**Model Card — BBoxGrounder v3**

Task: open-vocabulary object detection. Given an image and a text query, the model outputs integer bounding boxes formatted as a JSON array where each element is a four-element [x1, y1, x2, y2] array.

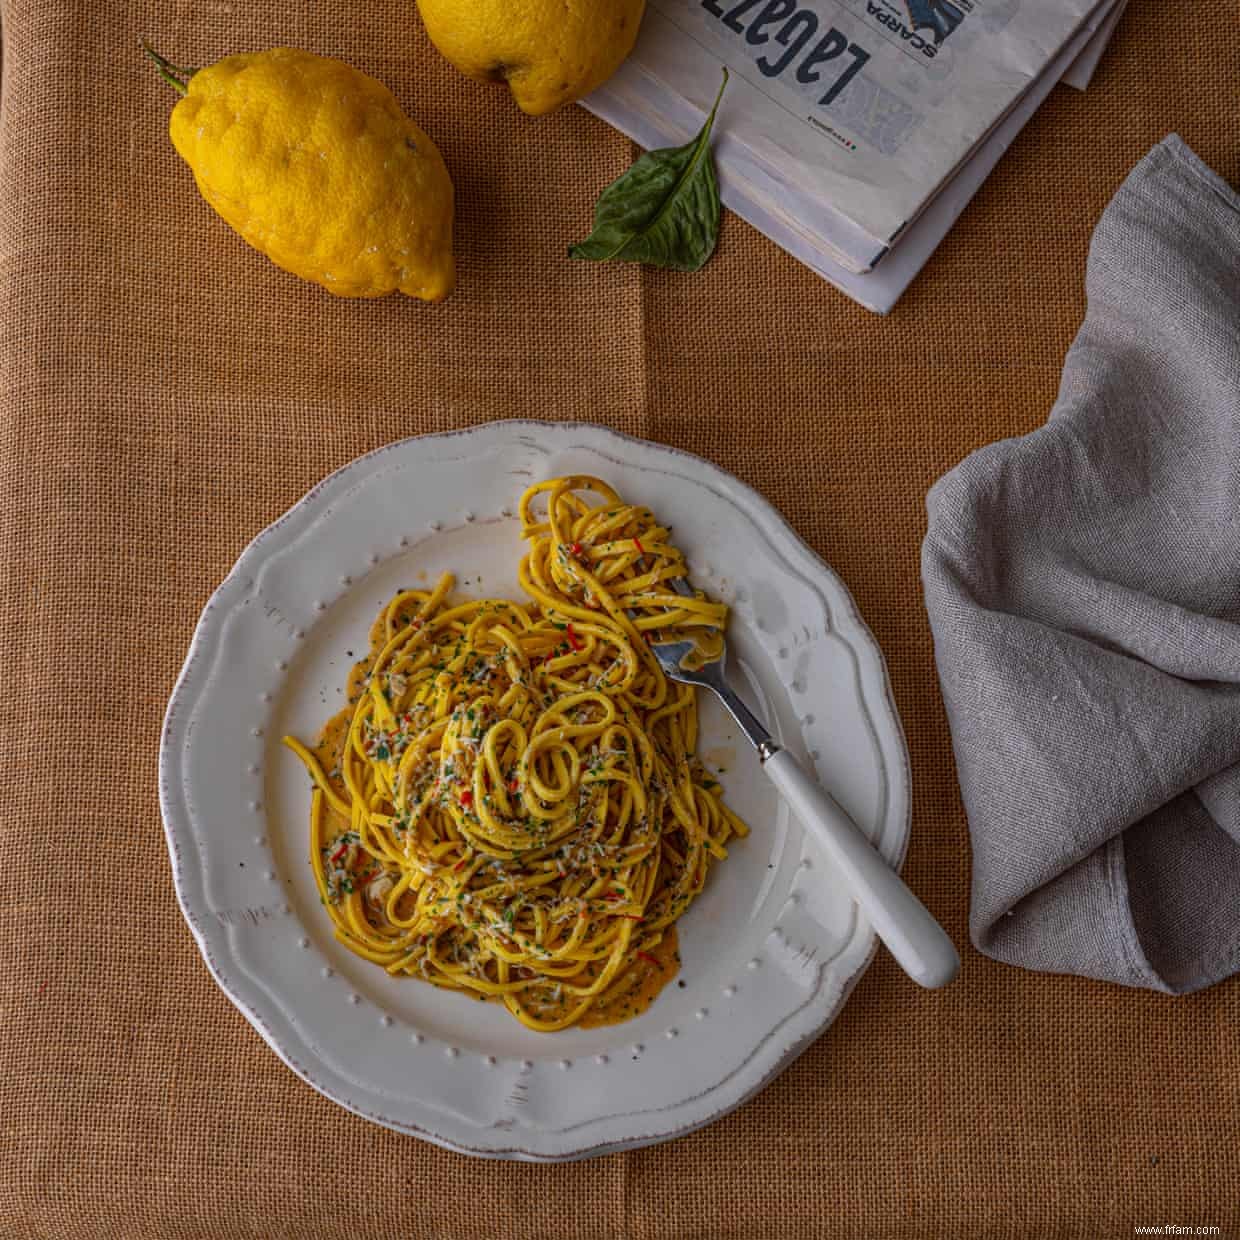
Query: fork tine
[[646, 638, 709, 686], [630, 572, 726, 685], [649, 576, 727, 675]]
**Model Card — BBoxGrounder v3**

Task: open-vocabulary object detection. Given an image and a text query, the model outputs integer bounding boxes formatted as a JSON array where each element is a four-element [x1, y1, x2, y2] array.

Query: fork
[[647, 577, 960, 989]]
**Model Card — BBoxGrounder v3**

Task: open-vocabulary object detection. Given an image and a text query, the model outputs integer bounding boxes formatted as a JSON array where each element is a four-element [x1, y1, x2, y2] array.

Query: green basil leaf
[[569, 70, 728, 273]]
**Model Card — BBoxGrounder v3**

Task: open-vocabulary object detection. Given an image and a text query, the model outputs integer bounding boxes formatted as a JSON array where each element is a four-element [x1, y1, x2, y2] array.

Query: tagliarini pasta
[[283, 475, 748, 1031]]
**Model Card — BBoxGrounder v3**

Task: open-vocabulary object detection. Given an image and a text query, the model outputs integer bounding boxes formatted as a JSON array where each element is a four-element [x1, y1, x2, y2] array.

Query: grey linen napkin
[[922, 136, 1240, 994]]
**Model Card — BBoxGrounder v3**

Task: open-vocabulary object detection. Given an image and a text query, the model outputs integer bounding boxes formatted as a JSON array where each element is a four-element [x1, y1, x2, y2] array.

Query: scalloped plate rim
[[158, 419, 911, 1160]]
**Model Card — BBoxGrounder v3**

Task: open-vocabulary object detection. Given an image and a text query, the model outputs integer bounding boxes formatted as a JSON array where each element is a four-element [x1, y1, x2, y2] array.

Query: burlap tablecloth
[[4, 2, 1237, 1237]]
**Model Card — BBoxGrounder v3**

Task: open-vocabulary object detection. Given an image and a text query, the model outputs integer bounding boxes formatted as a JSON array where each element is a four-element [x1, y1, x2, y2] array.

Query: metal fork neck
[[711, 678, 779, 763], [648, 579, 781, 763]]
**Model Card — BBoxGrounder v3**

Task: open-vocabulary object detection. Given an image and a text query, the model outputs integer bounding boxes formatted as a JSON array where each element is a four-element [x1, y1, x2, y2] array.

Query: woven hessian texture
[[2, 2, 1237, 1237]]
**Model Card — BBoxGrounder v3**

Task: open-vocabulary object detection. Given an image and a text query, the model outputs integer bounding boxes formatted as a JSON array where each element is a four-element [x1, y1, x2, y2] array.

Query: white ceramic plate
[[159, 421, 910, 1161]]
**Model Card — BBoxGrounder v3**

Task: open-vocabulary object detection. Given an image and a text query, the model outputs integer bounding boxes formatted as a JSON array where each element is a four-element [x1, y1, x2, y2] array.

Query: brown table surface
[[4, 1, 1238, 1237]]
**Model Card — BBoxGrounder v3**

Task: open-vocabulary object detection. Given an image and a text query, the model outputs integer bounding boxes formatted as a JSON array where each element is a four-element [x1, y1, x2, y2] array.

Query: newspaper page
[[583, 0, 1123, 311], [605, 0, 1111, 273], [1061, 0, 1126, 89]]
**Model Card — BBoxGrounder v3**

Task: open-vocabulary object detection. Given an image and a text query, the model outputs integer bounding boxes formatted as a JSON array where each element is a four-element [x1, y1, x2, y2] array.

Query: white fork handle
[[762, 748, 959, 989]]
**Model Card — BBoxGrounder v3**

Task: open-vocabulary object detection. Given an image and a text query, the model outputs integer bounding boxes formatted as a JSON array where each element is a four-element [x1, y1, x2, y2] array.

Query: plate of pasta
[[160, 421, 911, 1160]]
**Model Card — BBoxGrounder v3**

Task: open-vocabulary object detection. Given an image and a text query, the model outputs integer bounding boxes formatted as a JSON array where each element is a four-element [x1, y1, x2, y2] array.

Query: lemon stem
[[142, 41, 198, 96]]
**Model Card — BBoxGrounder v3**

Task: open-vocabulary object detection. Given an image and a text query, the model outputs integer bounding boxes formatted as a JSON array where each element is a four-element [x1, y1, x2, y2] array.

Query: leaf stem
[[704, 67, 729, 134], [142, 41, 199, 96]]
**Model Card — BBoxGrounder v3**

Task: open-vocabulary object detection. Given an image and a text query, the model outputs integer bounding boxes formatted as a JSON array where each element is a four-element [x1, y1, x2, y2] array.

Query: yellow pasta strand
[[282, 477, 747, 1032]]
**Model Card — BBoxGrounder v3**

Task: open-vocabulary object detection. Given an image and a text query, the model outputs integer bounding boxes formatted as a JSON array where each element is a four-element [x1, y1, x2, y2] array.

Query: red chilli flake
[[570, 541, 584, 558], [566, 623, 582, 652], [636, 950, 660, 968], [453, 857, 469, 872], [634, 537, 645, 555], [460, 790, 473, 808], [329, 843, 348, 864]]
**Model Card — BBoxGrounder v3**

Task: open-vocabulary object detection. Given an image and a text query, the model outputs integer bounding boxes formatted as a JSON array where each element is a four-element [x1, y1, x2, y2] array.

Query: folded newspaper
[[584, 0, 1126, 312]]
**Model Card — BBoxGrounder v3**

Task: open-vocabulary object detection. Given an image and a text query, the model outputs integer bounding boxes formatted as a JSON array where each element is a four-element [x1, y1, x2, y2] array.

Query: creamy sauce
[[700, 744, 737, 772], [578, 926, 680, 1028]]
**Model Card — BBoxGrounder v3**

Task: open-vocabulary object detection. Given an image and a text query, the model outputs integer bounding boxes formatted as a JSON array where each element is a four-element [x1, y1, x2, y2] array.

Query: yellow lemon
[[415, 0, 646, 116], [149, 46, 455, 301]]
